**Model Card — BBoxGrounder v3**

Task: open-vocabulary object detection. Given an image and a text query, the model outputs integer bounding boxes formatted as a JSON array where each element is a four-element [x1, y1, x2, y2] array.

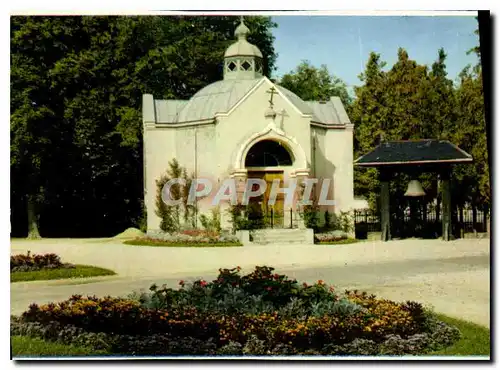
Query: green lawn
[[123, 239, 242, 247], [428, 314, 490, 356], [11, 265, 116, 283], [11, 336, 106, 357], [315, 238, 358, 245]]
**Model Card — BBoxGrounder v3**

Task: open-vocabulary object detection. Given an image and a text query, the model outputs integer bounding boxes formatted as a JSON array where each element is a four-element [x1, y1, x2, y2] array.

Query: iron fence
[[244, 207, 299, 230], [354, 205, 488, 239]]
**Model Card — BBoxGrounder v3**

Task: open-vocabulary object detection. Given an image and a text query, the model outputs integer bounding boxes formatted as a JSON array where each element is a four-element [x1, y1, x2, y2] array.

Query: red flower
[[179, 280, 185, 286], [329, 286, 335, 292], [303, 282, 308, 288], [199, 280, 208, 287], [317, 280, 324, 285], [266, 287, 272, 291], [236, 266, 241, 271], [273, 274, 280, 279]]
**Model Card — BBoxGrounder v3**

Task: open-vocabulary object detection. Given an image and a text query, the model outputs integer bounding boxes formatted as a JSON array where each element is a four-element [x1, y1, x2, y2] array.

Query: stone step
[[252, 240, 309, 245], [252, 233, 306, 239], [251, 233, 308, 239], [250, 228, 314, 245], [252, 229, 307, 235]]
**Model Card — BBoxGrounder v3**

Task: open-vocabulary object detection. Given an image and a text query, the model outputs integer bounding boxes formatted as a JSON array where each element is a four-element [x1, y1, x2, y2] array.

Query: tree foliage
[[10, 16, 277, 237], [352, 26, 488, 211], [155, 159, 197, 233], [278, 61, 352, 108], [10, 15, 488, 238]]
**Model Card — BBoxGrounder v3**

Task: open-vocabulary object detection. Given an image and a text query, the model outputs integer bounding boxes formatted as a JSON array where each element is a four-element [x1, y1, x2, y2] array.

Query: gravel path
[[10, 237, 489, 277], [10, 238, 490, 327]]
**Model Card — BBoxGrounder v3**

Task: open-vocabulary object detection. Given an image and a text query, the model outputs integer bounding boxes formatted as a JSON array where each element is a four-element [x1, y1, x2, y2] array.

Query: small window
[[241, 60, 252, 71], [255, 59, 263, 73], [228, 61, 237, 71]]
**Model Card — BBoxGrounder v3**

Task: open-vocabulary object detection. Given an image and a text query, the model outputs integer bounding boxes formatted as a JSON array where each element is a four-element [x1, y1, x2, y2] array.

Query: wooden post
[[409, 199, 418, 237], [459, 205, 464, 238], [436, 178, 441, 224], [380, 170, 391, 241], [441, 169, 451, 241], [422, 199, 427, 224]]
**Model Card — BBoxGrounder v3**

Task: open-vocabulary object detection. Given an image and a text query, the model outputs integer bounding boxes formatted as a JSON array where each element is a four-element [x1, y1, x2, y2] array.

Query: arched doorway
[[245, 140, 293, 228], [245, 140, 293, 167]]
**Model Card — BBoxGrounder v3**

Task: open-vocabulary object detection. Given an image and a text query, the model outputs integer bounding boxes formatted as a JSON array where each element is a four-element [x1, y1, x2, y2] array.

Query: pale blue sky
[[271, 16, 480, 91]]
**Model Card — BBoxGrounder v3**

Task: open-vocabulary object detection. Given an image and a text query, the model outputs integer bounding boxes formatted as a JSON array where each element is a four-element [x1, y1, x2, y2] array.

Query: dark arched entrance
[[244, 140, 293, 228], [245, 140, 293, 167]]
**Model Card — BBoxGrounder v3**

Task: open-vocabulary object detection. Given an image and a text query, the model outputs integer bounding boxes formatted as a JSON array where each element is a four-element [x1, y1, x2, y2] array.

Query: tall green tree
[[278, 61, 352, 108], [351, 48, 456, 209], [383, 48, 430, 140], [351, 52, 388, 157], [11, 17, 81, 238], [10, 16, 277, 237], [350, 52, 389, 207], [447, 18, 489, 208], [452, 64, 488, 206]]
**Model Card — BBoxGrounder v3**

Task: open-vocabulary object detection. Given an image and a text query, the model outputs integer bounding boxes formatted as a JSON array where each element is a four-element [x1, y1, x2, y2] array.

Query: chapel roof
[[305, 99, 350, 125], [153, 78, 350, 125], [354, 140, 473, 167], [151, 19, 350, 126], [155, 79, 261, 123]]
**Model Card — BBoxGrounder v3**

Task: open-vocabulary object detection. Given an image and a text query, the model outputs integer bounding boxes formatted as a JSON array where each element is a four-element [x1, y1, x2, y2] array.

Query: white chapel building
[[142, 19, 354, 232]]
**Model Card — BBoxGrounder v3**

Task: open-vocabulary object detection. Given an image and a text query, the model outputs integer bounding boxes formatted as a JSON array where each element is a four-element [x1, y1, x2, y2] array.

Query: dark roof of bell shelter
[[354, 139, 473, 167]]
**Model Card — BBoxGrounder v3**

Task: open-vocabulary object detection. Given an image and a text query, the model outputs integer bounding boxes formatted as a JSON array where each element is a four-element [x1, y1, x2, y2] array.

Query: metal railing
[[354, 205, 488, 239], [244, 207, 299, 229]]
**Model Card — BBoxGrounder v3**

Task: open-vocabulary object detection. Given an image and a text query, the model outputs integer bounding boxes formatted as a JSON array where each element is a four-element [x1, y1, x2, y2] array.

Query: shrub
[[242, 335, 268, 355], [142, 266, 338, 313], [314, 231, 349, 243], [10, 252, 73, 273], [199, 208, 222, 233], [138, 230, 240, 245], [228, 203, 270, 231], [324, 211, 332, 230], [155, 159, 197, 233], [216, 341, 243, 355], [10, 317, 113, 351], [332, 210, 354, 234], [302, 205, 320, 231]]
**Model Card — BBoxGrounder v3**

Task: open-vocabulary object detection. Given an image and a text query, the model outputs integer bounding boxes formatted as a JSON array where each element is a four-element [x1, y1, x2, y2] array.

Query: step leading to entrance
[[250, 228, 314, 245]]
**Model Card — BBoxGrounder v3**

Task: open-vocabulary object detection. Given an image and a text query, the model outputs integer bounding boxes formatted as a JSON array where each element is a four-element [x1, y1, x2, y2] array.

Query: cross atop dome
[[235, 16, 250, 40]]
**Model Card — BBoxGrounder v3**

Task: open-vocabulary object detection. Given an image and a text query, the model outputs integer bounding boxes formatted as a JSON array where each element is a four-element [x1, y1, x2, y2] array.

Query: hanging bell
[[404, 180, 426, 197]]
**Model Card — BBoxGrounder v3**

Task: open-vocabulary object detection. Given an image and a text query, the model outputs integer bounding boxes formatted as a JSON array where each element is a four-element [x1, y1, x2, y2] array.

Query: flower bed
[[11, 251, 75, 273], [125, 230, 242, 247], [10, 252, 116, 282], [314, 231, 352, 244], [11, 266, 461, 356]]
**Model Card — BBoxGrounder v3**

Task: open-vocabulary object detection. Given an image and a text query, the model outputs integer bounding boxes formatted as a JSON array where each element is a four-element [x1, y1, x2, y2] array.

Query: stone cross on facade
[[266, 86, 278, 109], [276, 108, 288, 131]]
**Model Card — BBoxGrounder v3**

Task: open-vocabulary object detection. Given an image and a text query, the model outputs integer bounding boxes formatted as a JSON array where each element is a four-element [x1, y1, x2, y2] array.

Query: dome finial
[[235, 16, 250, 40]]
